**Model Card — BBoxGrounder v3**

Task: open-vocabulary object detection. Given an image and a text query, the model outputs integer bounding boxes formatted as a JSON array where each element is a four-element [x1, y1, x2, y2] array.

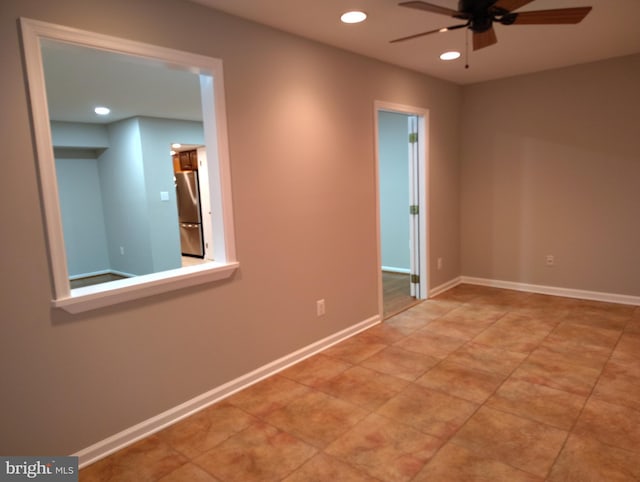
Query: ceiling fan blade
[[494, 0, 536, 12], [390, 23, 467, 43], [512, 7, 592, 25], [398, 1, 459, 17], [473, 27, 497, 50]]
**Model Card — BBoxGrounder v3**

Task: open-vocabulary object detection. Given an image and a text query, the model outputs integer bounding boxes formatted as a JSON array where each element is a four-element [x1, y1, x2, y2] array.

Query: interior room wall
[[0, 0, 461, 456], [100, 117, 154, 276], [51, 121, 110, 149], [460, 53, 640, 296], [137, 116, 204, 273], [378, 111, 410, 272], [55, 155, 111, 277], [51, 121, 112, 277]]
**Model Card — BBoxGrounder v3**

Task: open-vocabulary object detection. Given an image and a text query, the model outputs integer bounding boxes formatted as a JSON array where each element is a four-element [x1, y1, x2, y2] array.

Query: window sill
[[53, 261, 239, 314]]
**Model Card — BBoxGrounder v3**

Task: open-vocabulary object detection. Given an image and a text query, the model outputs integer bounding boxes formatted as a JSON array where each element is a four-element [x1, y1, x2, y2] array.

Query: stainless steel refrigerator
[[175, 171, 204, 257]]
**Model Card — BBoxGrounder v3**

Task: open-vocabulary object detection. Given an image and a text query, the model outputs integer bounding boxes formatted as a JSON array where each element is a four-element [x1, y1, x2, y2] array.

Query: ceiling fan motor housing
[[456, 0, 515, 32]]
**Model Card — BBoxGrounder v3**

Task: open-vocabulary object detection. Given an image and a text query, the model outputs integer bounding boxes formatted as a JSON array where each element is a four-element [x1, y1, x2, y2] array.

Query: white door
[[197, 147, 214, 261], [407, 115, 421, 298]]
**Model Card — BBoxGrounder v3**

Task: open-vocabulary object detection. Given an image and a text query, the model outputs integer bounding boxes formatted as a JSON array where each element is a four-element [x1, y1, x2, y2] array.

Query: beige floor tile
[[437, 304, 506, 325], [625, 318, 640, 334], [226, 375, 310, 417], [529, 343, 609, 371], [550, 321, 622, 350], [193, 421, 316, 481], [548, 434, 640, 482], [512, 293, 578, 313], [510, 354, 601, 396], [283, 453, 378, 482], [264, 390, 368, 448], [569, 300, 635, 329], [322, 334, 387, 364], [384, 310, 433, 335], [193, 422, 317, 482], [316, 365, 408, 411], [79, 435, 188, 482], [325, 413, 443, 481], [408, 298, 462, 318], [592, 359, 640, 412], [156, 402, 255, 458], [430, 283, 489, 303], [446, 342, 527, 376], [394, 329, 466, 359], [280, 353, 352, 387], [376, 384, 478, 439], [486, 379, 586, 430], [359, 345, 439, 381], [471, 313, 557, 353], [612, 333, 640, 363], [574, 398, 640, 453], [158, 462, 220, 481], [413, 442, 543, 482], [422, 317, 491, 340], [415, 360, 505, 404], [363, 322, 408, 344], [471, 289, 533, 310], [452, 406, 568, 478]]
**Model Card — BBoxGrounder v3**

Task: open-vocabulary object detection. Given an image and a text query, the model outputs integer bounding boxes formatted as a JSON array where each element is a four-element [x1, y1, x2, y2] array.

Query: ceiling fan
[[390, 0, 592, 50]]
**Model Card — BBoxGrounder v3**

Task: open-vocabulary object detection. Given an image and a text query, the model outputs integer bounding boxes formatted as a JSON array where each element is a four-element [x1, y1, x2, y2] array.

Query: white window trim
[[20, 18, 238, 314]]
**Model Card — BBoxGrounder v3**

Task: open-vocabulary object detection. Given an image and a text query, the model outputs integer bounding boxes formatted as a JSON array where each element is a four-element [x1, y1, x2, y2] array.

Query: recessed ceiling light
[[341, 11, 367, 24], [440, 51, 461, 61], [171, 143, 182, 148], [94, 106, 110, 115]]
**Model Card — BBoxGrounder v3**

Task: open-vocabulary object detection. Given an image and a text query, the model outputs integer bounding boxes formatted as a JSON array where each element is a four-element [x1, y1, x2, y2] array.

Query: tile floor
[[80, 284, 640, 481]]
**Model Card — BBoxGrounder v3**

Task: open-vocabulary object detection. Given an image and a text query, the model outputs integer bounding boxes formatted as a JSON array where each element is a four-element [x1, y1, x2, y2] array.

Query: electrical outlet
[[437, 257, 443, 270], [546, 255, 554, 266], [316, 299, 326, 317], [120, 246, 125, 255]]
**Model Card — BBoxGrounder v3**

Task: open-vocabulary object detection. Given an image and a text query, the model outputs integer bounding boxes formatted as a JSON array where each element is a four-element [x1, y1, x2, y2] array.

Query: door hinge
[[409, 132, 418, 144], [411, 274, 420, 284], [409, 205, 419, 215]]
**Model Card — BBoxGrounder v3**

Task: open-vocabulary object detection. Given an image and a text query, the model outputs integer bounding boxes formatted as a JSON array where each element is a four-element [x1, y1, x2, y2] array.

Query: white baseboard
[[429, 276, 462, 298], [461, 276, 640, 306], [381, 266, 411, 274], [74, 314, 381, 468], [69, 269, 135, 281], [110, 269, 136, 278]]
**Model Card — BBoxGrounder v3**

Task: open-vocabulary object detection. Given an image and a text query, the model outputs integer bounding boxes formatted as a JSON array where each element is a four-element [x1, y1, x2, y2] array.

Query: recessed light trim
[[440, 51, 461, 61], [341, 11, 367, 24], [94, 106, 110, 115]]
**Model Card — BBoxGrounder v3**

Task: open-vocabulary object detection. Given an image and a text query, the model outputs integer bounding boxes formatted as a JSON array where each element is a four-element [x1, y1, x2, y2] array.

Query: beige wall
[[460, 54, 640, 296], [0, 0, 461, 454]]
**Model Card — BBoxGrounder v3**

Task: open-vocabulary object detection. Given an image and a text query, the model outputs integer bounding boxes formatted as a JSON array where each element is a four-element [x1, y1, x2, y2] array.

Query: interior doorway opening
[[375, 102, 428, 319]]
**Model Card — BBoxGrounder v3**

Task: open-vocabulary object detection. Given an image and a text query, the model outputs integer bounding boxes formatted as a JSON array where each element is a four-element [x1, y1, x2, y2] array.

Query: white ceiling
[[42, 39, 203, 124], [189, 0, 640, 84], [40, 0, 640, 125]]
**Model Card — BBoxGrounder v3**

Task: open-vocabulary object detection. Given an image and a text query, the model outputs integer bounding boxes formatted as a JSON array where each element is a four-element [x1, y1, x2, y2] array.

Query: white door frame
[[374, 101, 429, 317]]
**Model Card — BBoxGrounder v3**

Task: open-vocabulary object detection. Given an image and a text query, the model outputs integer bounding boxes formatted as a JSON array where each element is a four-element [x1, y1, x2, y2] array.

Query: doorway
[[375, 102, 428, 319]]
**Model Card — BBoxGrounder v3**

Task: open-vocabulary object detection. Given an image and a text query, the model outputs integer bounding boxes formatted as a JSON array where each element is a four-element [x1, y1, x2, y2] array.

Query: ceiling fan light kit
[[391, 0, 592, 51], [440, 50, 461, 60], [340, 10, 367, 24]]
